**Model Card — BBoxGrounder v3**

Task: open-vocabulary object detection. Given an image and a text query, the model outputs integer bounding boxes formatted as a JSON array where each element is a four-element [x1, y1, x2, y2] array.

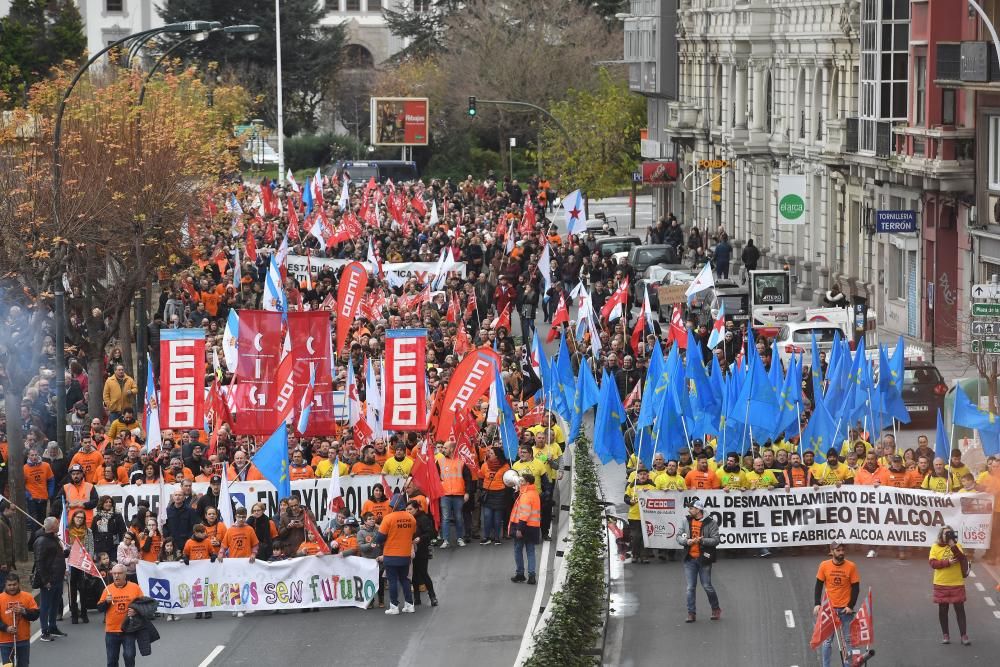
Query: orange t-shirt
[[183, 537, 214, 561], [220, 524, 259, 558], [200, 291, 222, 317], [689, 519, 702, 559], [362, 499, 391, 523], [854, 467, 888, 486], [23, 462, 54, 500], [299, 541, 321, 556], [138, 530, 163, 563], [334, 534, 358, 554], [904, 470, 928, 489], [71, 450, 105, 484], [885, 469, 908, 488], [99, 581, 143, 633], [351, 462, 382, 476], [685, 469, 721, 490], [203, 522, 227, 550], [816, 558, 860, 608], [374, 450, 390, 466], [0, 591, 38, 642], [289, 464, 315, 481], [378, 510, 416, 557], [116, 464, 133, 485], [409, 494, 429, 514], [163, 467, 195, 483]]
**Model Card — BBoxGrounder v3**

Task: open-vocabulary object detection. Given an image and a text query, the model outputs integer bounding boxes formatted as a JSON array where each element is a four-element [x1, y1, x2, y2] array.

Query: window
[[346, 0, 360, 10], [914, 56, 926, 126], [106, 0, 124, 11], [990, 116, 1000, 190], [860, 0, 909, 152], [369, 0, 382, 8], [981, 259, 1000, 283], [942, 89, 956, 125]]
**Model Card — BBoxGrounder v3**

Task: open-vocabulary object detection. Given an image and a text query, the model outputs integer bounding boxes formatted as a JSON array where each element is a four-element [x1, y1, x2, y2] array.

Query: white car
[[243, 141, 280, 166], [773, 322, 846, 366]]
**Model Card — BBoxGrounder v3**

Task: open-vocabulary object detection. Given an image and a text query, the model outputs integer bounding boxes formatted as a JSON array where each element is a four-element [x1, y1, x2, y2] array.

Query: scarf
[[486, 457, 504, 473], [69, 524, 87, 545], [248, 515, 272, 545]]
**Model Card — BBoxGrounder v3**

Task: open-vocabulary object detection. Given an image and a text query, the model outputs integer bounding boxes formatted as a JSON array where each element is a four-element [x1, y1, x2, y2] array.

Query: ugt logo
[[149, 578, 170, 601]]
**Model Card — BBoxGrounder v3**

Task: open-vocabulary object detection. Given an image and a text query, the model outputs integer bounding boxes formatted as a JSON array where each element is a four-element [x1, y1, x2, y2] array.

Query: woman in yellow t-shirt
[[928, 525, 970, 645]]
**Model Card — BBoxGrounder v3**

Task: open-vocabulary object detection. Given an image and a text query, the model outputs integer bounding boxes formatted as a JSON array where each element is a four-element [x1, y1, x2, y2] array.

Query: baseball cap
[[69, 464, 84, 473], [210, 475, 222, 484], [689, 499, 706, 512], [829, 541, 844, 552]]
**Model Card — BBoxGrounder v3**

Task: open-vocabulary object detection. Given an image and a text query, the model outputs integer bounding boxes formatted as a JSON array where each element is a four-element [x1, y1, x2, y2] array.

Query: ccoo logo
[[149, 578, 171, 600]]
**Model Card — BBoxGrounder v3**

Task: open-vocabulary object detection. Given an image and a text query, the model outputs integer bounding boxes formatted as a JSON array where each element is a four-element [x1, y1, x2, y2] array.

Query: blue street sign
[[632, 171, 643, 183], [875, 210, 916, 233]]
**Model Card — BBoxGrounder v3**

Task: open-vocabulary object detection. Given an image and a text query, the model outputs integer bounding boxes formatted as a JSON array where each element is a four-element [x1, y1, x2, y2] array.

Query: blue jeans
[[38, 579, 62, 633], [105, 632, 137, 667], [683, 558, 719, 615], [384, 561, 413, 607], [514, 538, 536, 576], [482, 506, 504, 542], [440, 495, 465, 544], [821, 609, 854, 667], [0, 641, 29, 667]]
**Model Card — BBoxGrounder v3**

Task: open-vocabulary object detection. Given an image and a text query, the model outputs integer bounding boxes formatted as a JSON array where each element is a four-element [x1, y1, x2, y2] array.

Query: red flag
[[519, 199, 537, 235], [850, 588, 874, 647], [623, 380, 642, 410], [68, 539, 102, 578], [516, 405, 548, 429], [245, 227, 258, 262], [434, 347, 500, 442], [287, 198, 300, 241], [454, 320, 471, 358], [601, 278, 630, 321], [335, 262, 369, 353], [446, 294, 460, 323], [493, 302, 512, 332], [410, 196, 427, 217], [630, 311, 647, 355], [302, 511, 332, 555], [272, 352, 297, 425], [546, 293, 569, 343], [666, 304, 687, 350], [327, 457, 346, 514], [383, 329, 428, 431], [453, 412, 479, 470], [379, 474, 393, 500], [232, 311, 284, 435], [809, 591, 841, 650], [411, 441, 445, 528], [354, 415, 374, 447]]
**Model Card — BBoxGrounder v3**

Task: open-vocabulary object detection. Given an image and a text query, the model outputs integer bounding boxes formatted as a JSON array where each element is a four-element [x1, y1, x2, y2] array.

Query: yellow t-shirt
[[382, 456, 414, 477], [840, 439, 873, 458], [718, 470, 747, 490], [532, 442, 564, 482], [814, 463, 852, 486], [528, 423, 566, 445], [626, 482, 657, 520], [513, 459, 548, 493], [922, 475, 955, 494], [745, 470, 779, 489], [948, 464, 971, 489], [654, 473, 686, 491], [929, 542, 966, 587], [315, 459, 349, 478]]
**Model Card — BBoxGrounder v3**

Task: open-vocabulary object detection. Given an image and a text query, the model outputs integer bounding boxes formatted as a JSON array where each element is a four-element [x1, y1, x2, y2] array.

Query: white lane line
[[773, 563, 783, 578], [993, 611, 1000, 620], [969, 569, 977, 578], [975, 582, 986, 592], [29, 604, 70, 644], [784, 610, 795, 628], [198, 645, 226, 667], [986, 596, 996, 607]]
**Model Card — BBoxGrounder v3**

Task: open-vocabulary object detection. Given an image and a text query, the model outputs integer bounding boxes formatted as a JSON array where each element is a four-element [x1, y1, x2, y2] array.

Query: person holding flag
[[0, 572, 40, 666], [813, 541, 860, 667]]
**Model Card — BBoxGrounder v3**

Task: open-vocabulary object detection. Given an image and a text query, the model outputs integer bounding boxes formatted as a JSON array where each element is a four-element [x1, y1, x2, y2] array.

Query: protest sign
[[96, 475, 404, 526], [286, 255, 466, 287], [638, 487, 994, 549], [138, 556, 378, 613]]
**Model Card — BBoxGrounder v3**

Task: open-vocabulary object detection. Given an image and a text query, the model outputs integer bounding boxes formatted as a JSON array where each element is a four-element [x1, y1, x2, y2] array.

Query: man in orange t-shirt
[[23, 449, 54, 526], [813, 542, 860, 666], [0, 572, 40, 663], [98, 565, 143, 666], [70, 437, 105, 484], [376, 495, 417, 614], [684, 455, 721, 490]]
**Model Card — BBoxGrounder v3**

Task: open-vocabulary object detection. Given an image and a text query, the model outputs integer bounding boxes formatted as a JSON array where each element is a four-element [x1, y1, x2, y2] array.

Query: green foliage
[[0, 0, 85, 108], [541, 68, 645, 199], [158, 0, 345, 133], [383, 0, 462, 60], [524, 435, 606, 667], [281, 133, 366, 172]]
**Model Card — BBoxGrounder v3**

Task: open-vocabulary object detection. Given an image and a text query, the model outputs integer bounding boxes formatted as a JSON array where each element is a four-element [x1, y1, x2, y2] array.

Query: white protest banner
[[286, 255, 466, 287], [638, 487, 995, 550], [138, 555, 378, 613], [97, 475, 404, 526]]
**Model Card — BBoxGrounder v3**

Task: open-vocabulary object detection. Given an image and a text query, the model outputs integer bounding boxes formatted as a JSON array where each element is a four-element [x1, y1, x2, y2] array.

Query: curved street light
[[50, 19, 219, 447]]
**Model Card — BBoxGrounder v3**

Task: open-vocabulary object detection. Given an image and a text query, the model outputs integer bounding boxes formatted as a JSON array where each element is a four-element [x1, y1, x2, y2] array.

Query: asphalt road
[[26, 542, 534, 667]]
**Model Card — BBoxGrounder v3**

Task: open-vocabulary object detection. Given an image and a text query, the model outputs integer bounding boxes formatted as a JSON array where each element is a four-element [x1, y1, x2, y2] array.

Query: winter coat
[[123, 597, 161, 656], [413, 511, 437, 560], [32, 530, 67, 586]]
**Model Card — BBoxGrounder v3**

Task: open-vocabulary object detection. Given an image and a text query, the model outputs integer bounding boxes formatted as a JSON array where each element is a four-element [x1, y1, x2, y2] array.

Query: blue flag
[[532, 328, 549, 403], [636, 340, 666, 431], [776, 354, 802, 437], [252, 423, 291, 499], [594, 370, 628, 464], [303, 176, 314, 215], [878, 344, 910, 424], [810, 333, 822, 389], [494, 363, 520, 461], [800, 389, 839, 460], [731, 351, 780, 442], [768, 338, 783, 389], [553, 334, 576, 422], [954, 385, 1000, 434], [934, 408, 951, 462], [569, 361, 601, 442]]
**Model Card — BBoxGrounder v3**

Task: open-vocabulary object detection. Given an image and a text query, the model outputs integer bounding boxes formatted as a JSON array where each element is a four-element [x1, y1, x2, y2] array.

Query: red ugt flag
[[68, 539, 102, 578], [810, 591, 841, 650], [850, 588, 874, 647]]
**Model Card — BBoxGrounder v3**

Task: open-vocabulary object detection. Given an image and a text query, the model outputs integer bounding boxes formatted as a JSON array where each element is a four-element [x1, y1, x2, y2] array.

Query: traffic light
[[468, 96, 477, 117]]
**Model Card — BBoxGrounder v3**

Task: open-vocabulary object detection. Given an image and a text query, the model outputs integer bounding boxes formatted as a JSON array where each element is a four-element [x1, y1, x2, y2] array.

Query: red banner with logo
[[288, 311, 337, 436], [232, 310, 283, 435], [159, 329, 206, 431], [434, 347, 499, 442], [383, 329, 427, 431], [335, 261, 369, 354]]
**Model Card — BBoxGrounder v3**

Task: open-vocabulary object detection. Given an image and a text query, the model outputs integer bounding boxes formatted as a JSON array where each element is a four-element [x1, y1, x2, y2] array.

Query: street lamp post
[[50, 20, 219, 445]]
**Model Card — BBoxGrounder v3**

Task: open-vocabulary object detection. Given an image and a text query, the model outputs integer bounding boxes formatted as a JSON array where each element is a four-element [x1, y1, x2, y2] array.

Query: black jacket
[[163, 502, 201, 547], [413, 511, 437, 560], [123, 596, 161, 656], [32, 530, 68, 586]]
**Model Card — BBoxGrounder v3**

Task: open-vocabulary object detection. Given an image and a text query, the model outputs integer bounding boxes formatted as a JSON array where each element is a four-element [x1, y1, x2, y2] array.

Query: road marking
[[784, 610, 795, 628], [970, 569, 977, 578], [986, 596, 996, 607], [994, 611, 1000, 620], [975, 582, 986, 592], [30, 604, 70, 644], [772, 563, 783, 578], [198, 645, 226, 667]]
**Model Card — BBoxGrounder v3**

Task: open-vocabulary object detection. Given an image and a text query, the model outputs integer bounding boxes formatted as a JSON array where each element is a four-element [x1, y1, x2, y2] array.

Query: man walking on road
[[814, 542, 860, 667], [98, 564, 144, 667], [677, 499, 721, 622]]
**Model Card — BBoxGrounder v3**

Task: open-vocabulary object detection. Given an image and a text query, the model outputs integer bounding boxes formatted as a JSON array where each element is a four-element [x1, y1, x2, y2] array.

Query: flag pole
[[0, 495, 45, 529], [796, 401, 804, 460]]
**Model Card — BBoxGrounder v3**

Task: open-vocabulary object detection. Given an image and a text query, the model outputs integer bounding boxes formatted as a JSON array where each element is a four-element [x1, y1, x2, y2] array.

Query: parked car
[[708, 281, 750, 324], [326, 160, 419, 183], [773, 322, 845, 366], [632, 263, 688, 316], [901, 361, 946, 425], [626, 244, 679, 274], [584, 213, 618, 236], [595, 235, 642, 257], [243, 141, 280, 166]]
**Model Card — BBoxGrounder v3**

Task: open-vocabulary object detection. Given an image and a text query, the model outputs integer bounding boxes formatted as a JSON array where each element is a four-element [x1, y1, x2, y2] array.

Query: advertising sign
[[875, 210, 917, 233], [370, 97, 429, 146], [640, 161, 678, 185], [777, 174, 807, 224]]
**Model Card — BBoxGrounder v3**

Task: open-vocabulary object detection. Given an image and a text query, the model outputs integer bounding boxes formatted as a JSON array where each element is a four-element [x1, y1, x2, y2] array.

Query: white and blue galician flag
[[563, 189, 586, 236], [264, 255, 287, 314], [144, 355, 161, 453], [297, 367, 317, 434], [223, 310, 240, 372], [707, 302, 727, 349]]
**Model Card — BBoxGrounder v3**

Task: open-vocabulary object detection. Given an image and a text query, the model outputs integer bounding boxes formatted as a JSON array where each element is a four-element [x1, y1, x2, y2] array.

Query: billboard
[[370, 97, 429, 146], [640, 160, 678, 185]]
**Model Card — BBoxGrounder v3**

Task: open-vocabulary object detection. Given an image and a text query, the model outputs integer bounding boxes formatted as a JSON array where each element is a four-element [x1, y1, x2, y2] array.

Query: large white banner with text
[[138, 556, 378, 613], [96, 475, 403, 526], [638, 487, 995, 549], [287, 255, 467, 288]]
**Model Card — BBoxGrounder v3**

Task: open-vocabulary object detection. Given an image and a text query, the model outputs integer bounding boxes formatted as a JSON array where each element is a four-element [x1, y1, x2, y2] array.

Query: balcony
[[844, 117, 892, 158], [664, 100, 702, 140], [935, 41, 1000, 87]]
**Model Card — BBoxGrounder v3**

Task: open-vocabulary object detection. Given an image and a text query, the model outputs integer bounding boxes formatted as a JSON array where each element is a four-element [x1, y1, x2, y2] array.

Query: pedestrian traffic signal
[[468, 97, 477, 117]]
